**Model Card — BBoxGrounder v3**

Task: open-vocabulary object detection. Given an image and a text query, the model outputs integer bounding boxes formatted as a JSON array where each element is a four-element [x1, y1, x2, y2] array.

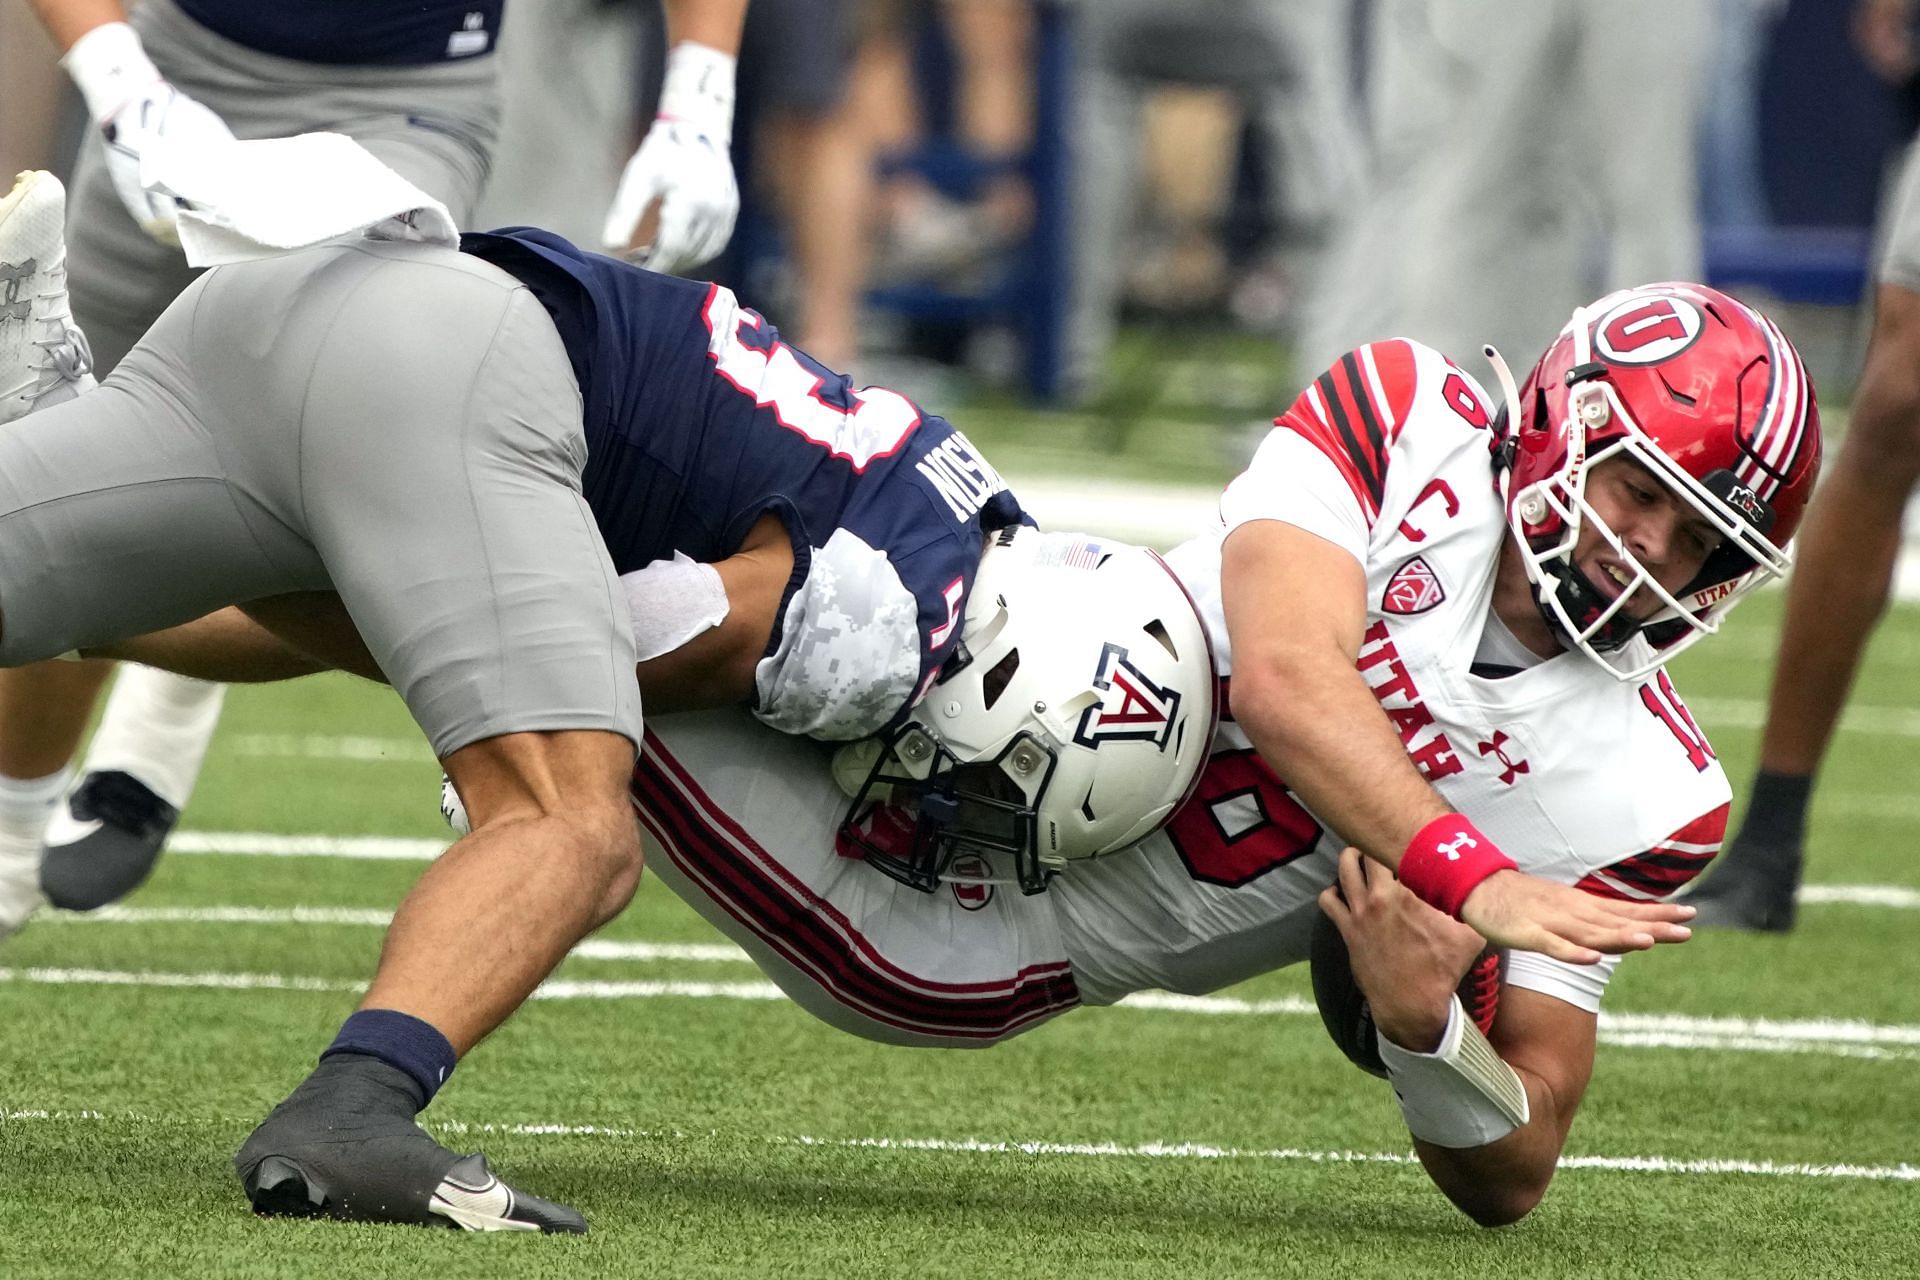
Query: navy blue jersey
[[174, 1, 500, 64], [462, 228, 1029, 736]]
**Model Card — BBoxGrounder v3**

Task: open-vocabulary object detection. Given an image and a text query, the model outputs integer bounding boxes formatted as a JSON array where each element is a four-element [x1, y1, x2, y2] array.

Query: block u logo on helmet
[[1594, 294, 1704, 365]]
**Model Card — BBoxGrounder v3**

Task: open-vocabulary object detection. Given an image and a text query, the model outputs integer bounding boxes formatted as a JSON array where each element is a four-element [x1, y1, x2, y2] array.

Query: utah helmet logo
[[1593, 294, 1704, 366], [949, 855, 995, 910], [1073, 643, 1180, 751], [1383, 556, 1445, 615]]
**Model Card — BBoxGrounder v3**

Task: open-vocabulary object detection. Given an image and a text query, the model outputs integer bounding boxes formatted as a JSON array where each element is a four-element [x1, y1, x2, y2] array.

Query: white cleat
[[0, 170, 95, 427]]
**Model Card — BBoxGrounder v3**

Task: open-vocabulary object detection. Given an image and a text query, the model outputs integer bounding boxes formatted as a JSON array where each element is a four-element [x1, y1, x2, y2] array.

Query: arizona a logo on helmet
[[1073, 643, 1181, 751]]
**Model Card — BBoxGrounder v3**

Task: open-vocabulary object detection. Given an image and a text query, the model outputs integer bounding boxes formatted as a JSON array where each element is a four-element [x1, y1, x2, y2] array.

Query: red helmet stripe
[[1739, 308, 1809, 500]]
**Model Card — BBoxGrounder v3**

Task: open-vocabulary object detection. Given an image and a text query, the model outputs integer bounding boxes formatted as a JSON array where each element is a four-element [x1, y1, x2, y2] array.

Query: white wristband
[[621, 552, 730, 663], [1376, 995, 1530, 1149], [62, 21, 164, 123], [658, 41, 736, 139]]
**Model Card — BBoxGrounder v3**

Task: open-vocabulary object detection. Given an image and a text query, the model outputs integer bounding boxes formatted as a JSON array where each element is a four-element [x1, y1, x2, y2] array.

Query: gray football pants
[[0, 242, 640, 760]]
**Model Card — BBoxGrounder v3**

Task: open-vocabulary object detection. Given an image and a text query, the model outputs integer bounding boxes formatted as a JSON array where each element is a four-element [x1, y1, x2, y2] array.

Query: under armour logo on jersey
[[1436, 833, 1478, 860], [1073, 643, 1180, 751], [1477, 731, 1530, 786], [1383, 556, 1445, 615]]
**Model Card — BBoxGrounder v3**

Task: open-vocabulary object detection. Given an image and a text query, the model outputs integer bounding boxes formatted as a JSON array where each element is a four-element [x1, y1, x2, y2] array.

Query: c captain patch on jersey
[[1073, 643, 1182, 750]]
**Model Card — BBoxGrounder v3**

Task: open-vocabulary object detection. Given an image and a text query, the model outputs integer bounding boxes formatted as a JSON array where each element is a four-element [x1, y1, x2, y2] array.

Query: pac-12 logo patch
[[1073, 643, 1180, 751], [1383, 556, 1445, 615]]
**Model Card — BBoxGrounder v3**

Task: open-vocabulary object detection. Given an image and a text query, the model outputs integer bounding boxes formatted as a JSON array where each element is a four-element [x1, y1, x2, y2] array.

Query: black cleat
[[236, 1054, 587, 1234], [38, 770, 179, 911], [1684, 843, 1802, 933]]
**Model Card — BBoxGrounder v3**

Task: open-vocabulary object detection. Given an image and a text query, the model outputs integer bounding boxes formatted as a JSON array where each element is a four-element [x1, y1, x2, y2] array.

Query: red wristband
[[1397, 814, 1518, 919]]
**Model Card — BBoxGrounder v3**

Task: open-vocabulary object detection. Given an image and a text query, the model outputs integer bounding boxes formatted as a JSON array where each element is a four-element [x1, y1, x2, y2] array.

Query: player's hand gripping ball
[[1309, 901, 1504, 1077]]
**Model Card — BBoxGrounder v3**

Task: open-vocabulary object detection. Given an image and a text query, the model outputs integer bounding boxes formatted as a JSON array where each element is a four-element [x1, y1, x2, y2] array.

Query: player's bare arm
[[1219, 518, 1451, 865], [1219, 519, 1689, 963], [25, 0, 126, 50], [630, 511, 794, 713], [1319, 848, 1595, 1226], [665, 0, 749, 54]]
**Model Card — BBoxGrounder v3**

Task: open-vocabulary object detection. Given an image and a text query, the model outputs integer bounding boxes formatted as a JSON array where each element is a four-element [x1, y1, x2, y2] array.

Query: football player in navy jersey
[[0, 171, 1022, 1231], [4, 0, 746, 955]]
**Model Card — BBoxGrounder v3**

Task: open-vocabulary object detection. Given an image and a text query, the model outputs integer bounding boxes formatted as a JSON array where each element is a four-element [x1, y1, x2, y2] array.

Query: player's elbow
[[1226, 656, 1323, 767]]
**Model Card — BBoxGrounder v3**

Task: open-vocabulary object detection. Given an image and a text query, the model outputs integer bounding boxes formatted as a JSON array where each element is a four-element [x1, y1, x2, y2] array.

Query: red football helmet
[[1487, 283, 1822, 679]]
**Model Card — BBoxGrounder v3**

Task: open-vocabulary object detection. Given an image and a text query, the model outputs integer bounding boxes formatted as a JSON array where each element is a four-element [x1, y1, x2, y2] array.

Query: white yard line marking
[[5, 963, 1918, 1061], [1690, 697, 1920, 737], [186, 692, 1920, 770], [220, 734, 433, 762], [0, 967, 359, 993], [1797, 884, 1920, 908], [167, 832, 446, 859], [35, 907, 749, 959], [3, 1109, 1914, 1183]]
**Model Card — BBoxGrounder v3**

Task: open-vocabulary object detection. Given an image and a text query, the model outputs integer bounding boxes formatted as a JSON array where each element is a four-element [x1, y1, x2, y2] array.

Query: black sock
[[320, 1009, 457, 1106], [1734, 770, 1814, 870]]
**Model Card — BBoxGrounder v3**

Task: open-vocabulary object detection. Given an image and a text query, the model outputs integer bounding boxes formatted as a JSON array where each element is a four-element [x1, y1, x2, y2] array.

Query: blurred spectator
[[472, 0, 644, 246], [732, 0, 912, 370], [1700, 0, 1790, 232], [0, 0, 75, 177], [868, 0, 1035, 289], [730, 0, 1041, 375], [1301, 0, 1711, 378], [1065, 0, 1363, 401]]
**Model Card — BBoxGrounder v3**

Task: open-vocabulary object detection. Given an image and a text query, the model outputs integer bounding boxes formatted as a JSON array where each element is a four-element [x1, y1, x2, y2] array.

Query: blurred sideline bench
[[1704, 227, 1873, 307], [733, 3, 1873, 403]]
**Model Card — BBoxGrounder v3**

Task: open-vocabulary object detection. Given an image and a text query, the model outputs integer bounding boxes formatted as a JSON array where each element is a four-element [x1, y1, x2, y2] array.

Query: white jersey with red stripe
[[1054, 337, 1731, 1013], [632, 338, 1731, 1048]]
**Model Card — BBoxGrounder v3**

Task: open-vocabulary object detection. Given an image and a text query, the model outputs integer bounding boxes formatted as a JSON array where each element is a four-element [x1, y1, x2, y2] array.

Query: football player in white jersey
[[616, 280, 1820, 1226], [70, 277, 1817, 1226]]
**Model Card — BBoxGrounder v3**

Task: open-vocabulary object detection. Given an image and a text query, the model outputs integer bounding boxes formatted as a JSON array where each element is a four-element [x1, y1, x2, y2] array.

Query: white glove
[[602, 41, 740, 275], [63, 21, 238, 248]]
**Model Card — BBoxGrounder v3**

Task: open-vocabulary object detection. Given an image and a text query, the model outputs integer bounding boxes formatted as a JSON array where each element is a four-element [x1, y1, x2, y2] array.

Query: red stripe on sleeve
[[1363, 340, 1419, 438], [1273, 406, 1374, 519]]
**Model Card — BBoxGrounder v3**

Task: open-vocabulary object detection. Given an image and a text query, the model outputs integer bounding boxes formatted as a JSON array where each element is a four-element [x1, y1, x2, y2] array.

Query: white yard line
[[2, 1108, 1913, 1183], [5, 961, 1919, 1061], [220, 734, 433, 762], [166, 832, 446, 859]]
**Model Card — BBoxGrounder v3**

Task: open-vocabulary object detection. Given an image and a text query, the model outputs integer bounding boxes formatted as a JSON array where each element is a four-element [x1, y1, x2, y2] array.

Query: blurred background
[[1, 0, 1908, 543]]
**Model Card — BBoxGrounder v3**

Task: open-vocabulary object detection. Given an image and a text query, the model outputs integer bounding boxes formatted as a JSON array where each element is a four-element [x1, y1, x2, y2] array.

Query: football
[[1308, 905, 1504, 1078]]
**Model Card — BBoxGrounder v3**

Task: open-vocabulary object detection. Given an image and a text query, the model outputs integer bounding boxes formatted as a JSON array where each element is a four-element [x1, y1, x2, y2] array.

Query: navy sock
[[320, 1009, 458, 1105], [1735, 770, 1814, 868]]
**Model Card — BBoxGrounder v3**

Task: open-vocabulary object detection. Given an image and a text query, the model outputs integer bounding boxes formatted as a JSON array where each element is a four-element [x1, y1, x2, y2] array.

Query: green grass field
[[3, 503, 1918, 1274]]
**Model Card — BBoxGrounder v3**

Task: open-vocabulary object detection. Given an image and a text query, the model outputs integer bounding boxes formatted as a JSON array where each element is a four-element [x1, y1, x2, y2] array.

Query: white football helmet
[[836, 526, 1218, 894]]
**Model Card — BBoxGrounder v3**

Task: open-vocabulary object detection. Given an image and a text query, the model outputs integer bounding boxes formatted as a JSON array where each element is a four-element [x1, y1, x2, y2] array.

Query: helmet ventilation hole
[[981, 650, 1022, 710], [1144, 618, 1178, 660]]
